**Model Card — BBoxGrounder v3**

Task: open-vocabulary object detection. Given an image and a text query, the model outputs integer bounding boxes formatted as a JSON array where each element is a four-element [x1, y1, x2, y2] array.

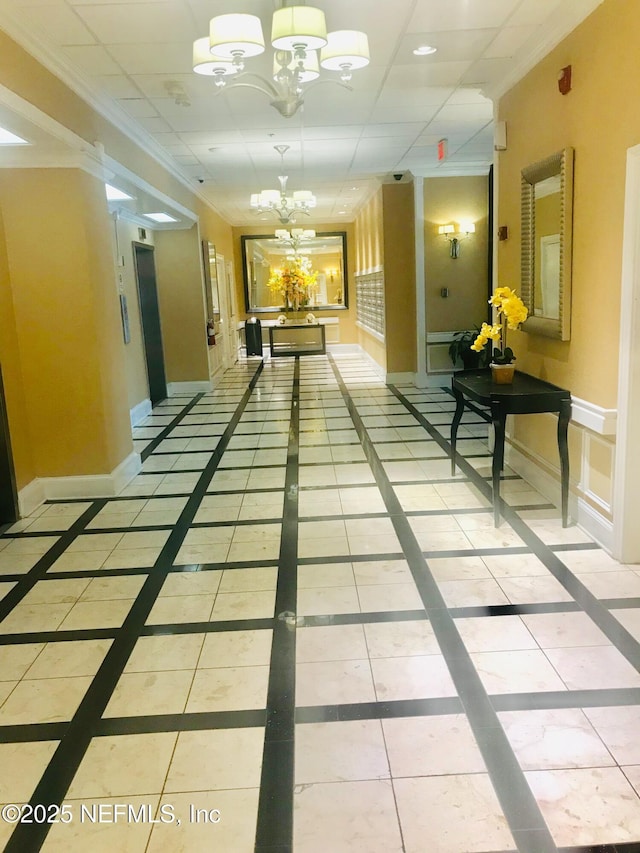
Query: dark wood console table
[[450, 369, 571, 527]]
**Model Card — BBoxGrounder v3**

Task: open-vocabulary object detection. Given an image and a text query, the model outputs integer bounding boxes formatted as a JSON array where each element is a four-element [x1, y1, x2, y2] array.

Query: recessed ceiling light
[[144, 212, 178, 223], [0, 126, 29, 145], [105, 183, 134, 201], [413, 45, 437, 56]]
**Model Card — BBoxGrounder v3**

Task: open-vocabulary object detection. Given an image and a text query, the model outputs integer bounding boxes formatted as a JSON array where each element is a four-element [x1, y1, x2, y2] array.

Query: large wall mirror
[[242, 232, 348, 313], [520, 146, 574, 340], [202, 240, 220, 322]]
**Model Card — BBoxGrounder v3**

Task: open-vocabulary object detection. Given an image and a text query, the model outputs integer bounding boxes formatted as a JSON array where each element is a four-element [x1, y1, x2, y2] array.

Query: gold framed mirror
[[520, 146, 574, 340]]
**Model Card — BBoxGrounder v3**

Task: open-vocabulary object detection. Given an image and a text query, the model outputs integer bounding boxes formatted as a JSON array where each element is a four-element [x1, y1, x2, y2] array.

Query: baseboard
[[130, 397, 151, 428], [327, 343, 361, 354], [16, 451, 142, 512], [167, 380, 212, 396], [386, 371, 415, 384], [17, 478, 46, 517], [505, 441, 613, 551], [576, 497, 614, 553]]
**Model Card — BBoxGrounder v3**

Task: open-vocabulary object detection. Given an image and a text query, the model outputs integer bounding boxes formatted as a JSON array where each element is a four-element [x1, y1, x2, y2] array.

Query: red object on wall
[[558, 65, 572, 95]]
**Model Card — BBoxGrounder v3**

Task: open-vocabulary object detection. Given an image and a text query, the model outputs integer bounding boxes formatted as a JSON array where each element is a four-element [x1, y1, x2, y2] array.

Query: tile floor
[[1, 353, 640, 852]]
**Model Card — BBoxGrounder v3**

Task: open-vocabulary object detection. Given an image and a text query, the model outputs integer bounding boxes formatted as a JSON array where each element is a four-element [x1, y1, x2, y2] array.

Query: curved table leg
[[451, 386, 465, 475], [558, 399, 571, 527], [491, 407, 506, 527]]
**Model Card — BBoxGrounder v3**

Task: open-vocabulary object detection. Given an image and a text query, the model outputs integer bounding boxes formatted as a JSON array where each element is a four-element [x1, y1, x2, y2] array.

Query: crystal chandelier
[[251, 145, 316, 224], [192, 5, 370, 119]]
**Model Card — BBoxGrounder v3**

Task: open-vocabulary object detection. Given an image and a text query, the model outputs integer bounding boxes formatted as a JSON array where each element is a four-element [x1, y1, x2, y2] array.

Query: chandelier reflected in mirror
[[251, 145, 316, 224], [275, 227, 316, 254], [192, 5, 370, 118]]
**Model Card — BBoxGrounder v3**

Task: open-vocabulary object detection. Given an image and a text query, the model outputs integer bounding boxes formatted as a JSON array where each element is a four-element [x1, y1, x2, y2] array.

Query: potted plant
[[449, 327, 489, 370], [471, 286, 528, 383]]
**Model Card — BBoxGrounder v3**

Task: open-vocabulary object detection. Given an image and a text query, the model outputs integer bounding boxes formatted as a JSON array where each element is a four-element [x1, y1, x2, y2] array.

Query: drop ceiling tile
[[407, 0, 521, 33], [294, 125, 365, 141], [131, 74, 219, 99], [461, 57, 514, 85], [507, 0, 564, 27], [135, 115, 173, 133], [395, 29, 498, 64], [19, 4, 96, 44], [106, 43, 191, 75], [360, 122, 425, 139], [436, 102, 494, 123], [74, 2, 198, 44], [96, 75, 144, 99], [118, 98, 159, 118], [483, 25, 537, 59], [383, 62, 469, 89], [445, 87, 492, 106], [62, 45, 122, 75]]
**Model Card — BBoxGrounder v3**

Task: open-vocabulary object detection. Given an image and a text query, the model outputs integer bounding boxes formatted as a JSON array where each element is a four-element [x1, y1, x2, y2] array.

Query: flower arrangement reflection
[[267, 256, 318, 312], [471, 286, 528, 365]]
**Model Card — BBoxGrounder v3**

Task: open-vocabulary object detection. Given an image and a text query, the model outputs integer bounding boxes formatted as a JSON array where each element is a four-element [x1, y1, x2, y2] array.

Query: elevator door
[[133, 243, 167, 405], [0, 365, 19, 526]]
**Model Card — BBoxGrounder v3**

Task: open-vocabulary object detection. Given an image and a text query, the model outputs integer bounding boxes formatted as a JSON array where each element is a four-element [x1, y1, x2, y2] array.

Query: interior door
[[0, 365, 19, 526], [133, 242, 167, 405]]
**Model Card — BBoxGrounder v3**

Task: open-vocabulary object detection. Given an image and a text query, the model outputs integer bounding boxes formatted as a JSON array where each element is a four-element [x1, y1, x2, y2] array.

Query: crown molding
[[483, 0, 605, 103], [0, 9, 226, 221]]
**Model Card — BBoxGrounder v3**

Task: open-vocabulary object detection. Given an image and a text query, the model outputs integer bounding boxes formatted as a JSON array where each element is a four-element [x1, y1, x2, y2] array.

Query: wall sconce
[[438, 221, 475, 258]]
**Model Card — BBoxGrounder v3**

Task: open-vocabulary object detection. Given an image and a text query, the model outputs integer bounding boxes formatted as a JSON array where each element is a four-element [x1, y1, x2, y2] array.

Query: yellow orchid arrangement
[[471, 286, 528, 365], [267, 256, 318, 312]]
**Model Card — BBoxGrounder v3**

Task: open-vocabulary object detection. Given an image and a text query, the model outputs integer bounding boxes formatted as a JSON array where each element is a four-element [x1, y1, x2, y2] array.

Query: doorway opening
[[133, 242, 167, 406]]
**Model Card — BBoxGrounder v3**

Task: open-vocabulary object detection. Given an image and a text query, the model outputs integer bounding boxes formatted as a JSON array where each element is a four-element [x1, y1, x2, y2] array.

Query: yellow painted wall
[[497, 0, 638, 517], [383, 182, 416, 374], [154, 226, 209, 384], [0, 205, 34, 491], [0, 168, 132, 479], [424, 176, 489, 332]]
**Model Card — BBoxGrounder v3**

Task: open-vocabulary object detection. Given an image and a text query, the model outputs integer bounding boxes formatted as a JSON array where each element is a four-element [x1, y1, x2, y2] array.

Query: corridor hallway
[[1, 353, 640, 852]]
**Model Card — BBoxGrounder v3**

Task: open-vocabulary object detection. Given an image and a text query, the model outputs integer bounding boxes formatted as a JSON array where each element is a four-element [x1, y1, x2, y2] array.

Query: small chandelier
[[192, 6, 370, 119], [275, 227, 316, 253], [251, 145, 316, 224]]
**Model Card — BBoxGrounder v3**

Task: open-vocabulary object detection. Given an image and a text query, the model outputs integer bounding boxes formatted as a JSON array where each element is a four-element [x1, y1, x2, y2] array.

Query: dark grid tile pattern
[[0, 355, 639, 852]]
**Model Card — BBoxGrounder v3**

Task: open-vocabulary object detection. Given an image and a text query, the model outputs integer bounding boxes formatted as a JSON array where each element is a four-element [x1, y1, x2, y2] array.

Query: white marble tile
[[383, 714, 486, 777], [438, 578, 510, 608], [0, 740, 59, 802], [582, 706, 640, 765], [41, 795, 157, 852], [544, 645, 640, 690], [498, 575, 574, 604], [0, 677, 91, 724], [295, 720, 389, 783], [185, 665, 269, 712], [371, 654, 457, 701], [576, 570, 640, 599], [125, 634, 205, 673], [296, 659, 376, 706], [521, 611, 611, 648], [525, 766, 640, 846], [294, 780, 403, 853], [296, 624, 368, 663], [499, 708, 616, 770], [455, 615, 538, 652], [164, 728, 264, 792], [357, 583, 422, 612], [67, 732, 177, 798], [471, 649, 567, 694], [394, 774, 514, 853], [297, 562, 355, 589], [148, 789, 259, 853], [297, 586, 361, 616]]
